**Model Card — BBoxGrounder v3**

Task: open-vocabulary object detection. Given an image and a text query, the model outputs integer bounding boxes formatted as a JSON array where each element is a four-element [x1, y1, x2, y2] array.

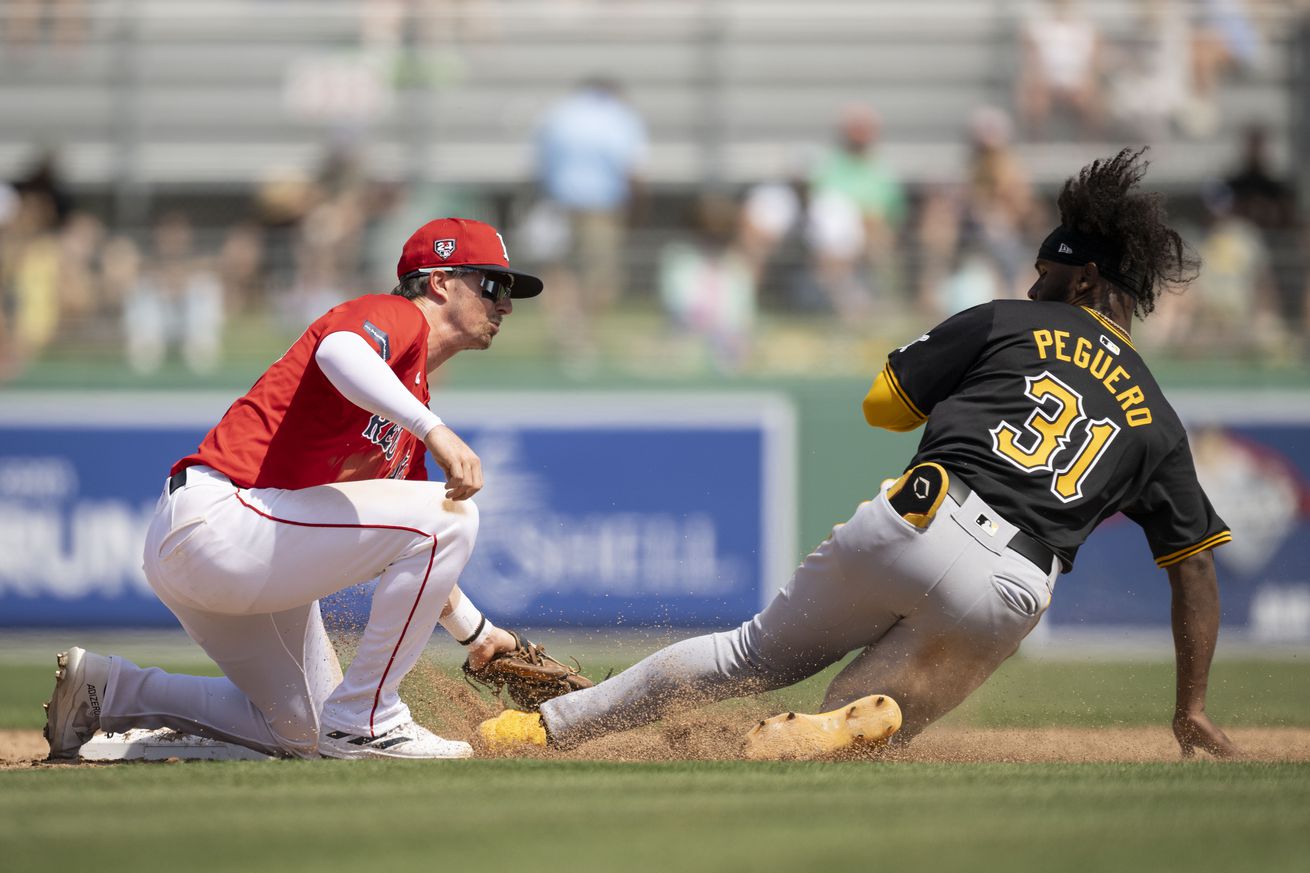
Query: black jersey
[[885, 300, 1230, 572]]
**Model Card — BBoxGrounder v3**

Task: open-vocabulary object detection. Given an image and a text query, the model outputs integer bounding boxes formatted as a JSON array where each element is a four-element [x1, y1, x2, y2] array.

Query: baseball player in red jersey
[[44, 217, 544, 760], [481, 149, 1239, 760]]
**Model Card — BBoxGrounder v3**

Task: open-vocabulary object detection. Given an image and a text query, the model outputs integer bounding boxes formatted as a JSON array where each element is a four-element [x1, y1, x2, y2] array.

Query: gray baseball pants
[[541, 482, 1057, 747]]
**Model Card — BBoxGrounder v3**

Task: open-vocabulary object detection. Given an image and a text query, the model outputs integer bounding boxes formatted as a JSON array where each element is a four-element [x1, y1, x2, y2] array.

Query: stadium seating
[[0, 0, 1297, 191]]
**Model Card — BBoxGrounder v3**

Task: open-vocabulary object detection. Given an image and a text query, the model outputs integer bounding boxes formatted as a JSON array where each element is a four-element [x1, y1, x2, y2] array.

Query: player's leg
[[539, 499, 920, 748], [198, 476, 479, 739], [820, 547, 1052, 740], [260, 483, 479, 739], [100, 600, 341, 757], [45, 485, 344, 759], [142, 470, 477, 743]]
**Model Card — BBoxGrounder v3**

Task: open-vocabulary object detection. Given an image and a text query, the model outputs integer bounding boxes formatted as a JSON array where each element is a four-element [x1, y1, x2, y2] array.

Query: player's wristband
[[440, 596, 495, 647]]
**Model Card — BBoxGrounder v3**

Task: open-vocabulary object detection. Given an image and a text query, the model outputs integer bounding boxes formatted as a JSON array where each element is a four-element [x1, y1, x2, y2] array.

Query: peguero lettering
[[1031, 329, 1152, 427]]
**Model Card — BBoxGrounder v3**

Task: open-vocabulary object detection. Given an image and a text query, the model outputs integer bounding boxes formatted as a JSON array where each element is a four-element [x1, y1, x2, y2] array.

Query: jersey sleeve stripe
[[883, 362, 927, 421], [1154, 531, 1233, 568]]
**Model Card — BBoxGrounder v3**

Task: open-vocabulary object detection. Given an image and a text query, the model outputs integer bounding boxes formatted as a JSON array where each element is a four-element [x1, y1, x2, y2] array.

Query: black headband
[[1038, 226, 1147, 298]]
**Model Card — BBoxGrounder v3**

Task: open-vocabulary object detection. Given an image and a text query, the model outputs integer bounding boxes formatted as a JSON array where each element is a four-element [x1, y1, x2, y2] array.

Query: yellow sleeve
[[863, 363, 927, 432]]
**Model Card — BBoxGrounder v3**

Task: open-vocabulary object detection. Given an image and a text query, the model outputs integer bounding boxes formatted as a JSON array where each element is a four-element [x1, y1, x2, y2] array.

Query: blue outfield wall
[[0, 391, 1307, 641], [0, 392, 797, 629], [1051, 398, 1310, 642]]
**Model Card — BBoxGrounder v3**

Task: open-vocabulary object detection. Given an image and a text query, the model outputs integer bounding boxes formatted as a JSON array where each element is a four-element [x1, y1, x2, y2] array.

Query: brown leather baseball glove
[[462, 631, 594, 711]]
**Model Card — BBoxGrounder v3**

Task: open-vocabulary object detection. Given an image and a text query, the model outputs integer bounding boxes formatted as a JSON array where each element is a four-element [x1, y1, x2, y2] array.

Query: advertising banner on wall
[[1047, 394, 1310, 641], [1, 391, 1307, 640], [0, 392, 796, 628]]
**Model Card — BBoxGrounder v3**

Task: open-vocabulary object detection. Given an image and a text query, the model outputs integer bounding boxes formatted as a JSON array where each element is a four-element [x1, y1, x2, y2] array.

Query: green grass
[[941, 657, 1310, 728], [4, 657, 1309, 732], [4, 651, 1308, 873], [2, 759, 1307, 873], [577, 656, 1310, 732], [0, 662, 224, 730]]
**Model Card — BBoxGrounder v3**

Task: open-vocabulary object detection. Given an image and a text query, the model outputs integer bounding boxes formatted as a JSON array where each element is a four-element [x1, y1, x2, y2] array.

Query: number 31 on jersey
[[989, 371, 1121, 503]]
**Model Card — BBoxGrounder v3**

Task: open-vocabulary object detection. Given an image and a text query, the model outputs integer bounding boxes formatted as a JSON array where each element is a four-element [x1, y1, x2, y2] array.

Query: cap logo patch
[[1058, 243, 1074, 255], [433, 238, 457, 260]]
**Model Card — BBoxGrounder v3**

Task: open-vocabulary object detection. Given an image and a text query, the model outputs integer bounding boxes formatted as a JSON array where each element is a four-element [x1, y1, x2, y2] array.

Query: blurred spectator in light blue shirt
[[1190, 0, 1265, 134], [536, 77, 648, 211], [522, 77, 648, 370]]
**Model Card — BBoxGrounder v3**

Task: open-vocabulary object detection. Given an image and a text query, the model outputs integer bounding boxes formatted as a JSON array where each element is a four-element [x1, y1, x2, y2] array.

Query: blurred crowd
[[0, 148, 396, 379], [1018, 0, 1266, 141], [1, 0, 1306, 380], [672, 107, 1306, 373]]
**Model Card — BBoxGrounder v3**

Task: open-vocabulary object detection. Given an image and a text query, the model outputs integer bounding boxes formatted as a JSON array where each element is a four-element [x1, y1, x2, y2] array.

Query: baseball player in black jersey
[[480, 148, 1238, 760]]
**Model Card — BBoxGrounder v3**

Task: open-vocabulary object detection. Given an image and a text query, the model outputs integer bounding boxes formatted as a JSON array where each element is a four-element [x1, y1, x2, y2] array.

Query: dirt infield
[[6, 725, 1310, 768], [8, 665, 1308, 768], [1, 731, 49, 766], [408, 666, 1310, 764]]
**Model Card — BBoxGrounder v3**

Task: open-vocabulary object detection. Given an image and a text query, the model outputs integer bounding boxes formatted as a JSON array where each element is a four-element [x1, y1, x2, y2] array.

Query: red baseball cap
[[396, 217, 543, 298]]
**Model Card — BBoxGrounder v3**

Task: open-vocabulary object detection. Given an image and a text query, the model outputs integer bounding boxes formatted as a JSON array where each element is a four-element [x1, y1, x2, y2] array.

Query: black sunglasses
[[412, 267, 515, 304]]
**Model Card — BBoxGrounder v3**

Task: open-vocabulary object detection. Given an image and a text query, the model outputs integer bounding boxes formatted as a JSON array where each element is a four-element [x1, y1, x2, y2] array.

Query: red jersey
[[175, 294, 430, 489]]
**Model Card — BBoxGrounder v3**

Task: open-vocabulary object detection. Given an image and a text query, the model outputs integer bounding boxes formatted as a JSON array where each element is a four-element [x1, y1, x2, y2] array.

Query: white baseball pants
[[541, 482, 1057, 747], [99, 466, 478, 757]]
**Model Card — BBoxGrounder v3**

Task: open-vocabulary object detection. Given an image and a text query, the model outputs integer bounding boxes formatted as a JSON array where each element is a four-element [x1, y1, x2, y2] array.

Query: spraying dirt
[[7, 655, 1308, 768], [407, 661, 1310, 765]]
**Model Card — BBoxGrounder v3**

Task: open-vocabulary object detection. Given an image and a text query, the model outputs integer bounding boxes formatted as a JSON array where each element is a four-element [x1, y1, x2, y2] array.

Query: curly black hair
[[1056, 147, 1200, 318]]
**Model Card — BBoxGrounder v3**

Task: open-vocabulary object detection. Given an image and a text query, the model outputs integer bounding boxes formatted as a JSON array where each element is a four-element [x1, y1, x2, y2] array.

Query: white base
[[80, 729, 270, 761]]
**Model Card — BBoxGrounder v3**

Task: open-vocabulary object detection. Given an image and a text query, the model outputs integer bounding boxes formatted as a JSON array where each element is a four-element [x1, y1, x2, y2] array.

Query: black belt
[[945, 477, 1056, 573], [167, 469, 188, 495]]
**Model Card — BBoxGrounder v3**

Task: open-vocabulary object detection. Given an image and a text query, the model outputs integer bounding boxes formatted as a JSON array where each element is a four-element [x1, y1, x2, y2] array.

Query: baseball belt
[[886, 463, 1056, 573], [944, 476, 1056, 573], [167, 469, 189, 495]]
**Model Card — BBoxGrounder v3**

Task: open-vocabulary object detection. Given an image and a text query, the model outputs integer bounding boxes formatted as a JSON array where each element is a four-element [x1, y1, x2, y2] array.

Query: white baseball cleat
[[80, 728, 271, 762], [43, 647, 113, 760], [319, 722, 473, 760], [743, 693, 902, 760]]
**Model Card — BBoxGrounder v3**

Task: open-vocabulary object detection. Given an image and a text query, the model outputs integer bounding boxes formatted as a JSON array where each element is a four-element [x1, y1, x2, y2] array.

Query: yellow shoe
[[477, 709, 547, 752], [744, 693, 902, 760]]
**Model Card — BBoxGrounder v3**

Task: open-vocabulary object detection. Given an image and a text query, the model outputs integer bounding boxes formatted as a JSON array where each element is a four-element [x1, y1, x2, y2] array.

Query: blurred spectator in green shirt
[[806, 104, 905, 321]]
